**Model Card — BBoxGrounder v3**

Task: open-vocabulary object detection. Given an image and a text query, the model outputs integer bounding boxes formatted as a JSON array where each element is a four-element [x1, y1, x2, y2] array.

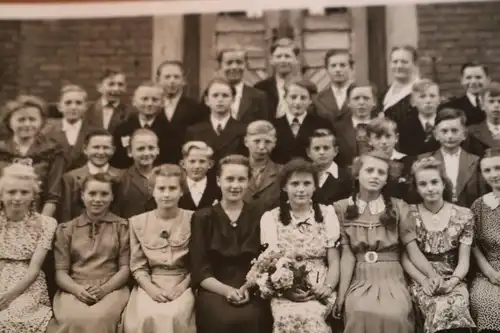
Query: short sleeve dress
[[334, 196, 415, 333], [0, 212, 57, 333]]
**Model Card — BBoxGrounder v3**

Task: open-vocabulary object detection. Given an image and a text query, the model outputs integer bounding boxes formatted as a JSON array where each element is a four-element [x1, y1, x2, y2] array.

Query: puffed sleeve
[[333, 201, 350, 246], [189, 209, 213, 287], [397, 200, 417, 245], [129, 217, 150, 282], [53, 222, 72, 271], [459, 208, 474, 246], [259, 210, 278, 249], [38, 215, 57, 250], [44, 150, 66, 204], [117, 220, 130, 267], [322, 205, 340, 248]]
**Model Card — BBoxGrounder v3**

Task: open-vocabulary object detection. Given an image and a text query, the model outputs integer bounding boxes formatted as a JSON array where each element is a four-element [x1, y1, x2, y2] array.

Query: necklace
[[421, 202, 446, 224]]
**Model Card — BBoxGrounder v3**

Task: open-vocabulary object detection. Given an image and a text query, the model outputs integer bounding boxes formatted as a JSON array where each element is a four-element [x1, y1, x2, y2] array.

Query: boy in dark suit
[[85, 68, 132, 135], [111, 81, 179, 168], [254, 38, 301, 120], [185, 78, 247, 163], [440, 62, 490, 126], [313, 49, 354, 128], [306, 128, 351, 205], [468, 81, 500, 156], [421, 108, 485, 207], [59, 128, 124, 222], [211, 47, 269, 124], [243, 120, 282, 215], [43, 84, 97, 172], [334, 82, 377, 167], [272, 78, 329, 165], [179, 141, 220, 210]]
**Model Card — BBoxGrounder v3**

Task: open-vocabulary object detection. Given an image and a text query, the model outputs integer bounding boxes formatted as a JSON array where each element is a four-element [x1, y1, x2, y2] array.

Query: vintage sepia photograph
[[0, 0, 498, 332]]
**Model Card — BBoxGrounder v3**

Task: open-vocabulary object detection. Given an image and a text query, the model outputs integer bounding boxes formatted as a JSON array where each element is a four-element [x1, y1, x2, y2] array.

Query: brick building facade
[[0, 1, 498, 107]]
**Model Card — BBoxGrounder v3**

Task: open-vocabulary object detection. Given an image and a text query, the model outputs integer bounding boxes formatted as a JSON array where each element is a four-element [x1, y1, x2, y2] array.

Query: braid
[[278, 191, 291, 226], [345, 179, 359, 220], [380, 186, 397, 230], [312, 201, 324, 223]]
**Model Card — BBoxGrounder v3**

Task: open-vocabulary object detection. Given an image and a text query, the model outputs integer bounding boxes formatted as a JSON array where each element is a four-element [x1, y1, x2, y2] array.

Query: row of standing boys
[[1, 38, 500, 333]]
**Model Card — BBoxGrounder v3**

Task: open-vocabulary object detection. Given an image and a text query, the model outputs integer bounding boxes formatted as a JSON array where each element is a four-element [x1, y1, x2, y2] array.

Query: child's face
[[245, 133, 276, 160], [348, 86, 375, 118], [204, 82, 233, 116], [59, 91, 87, 122], [83, 135, 115, 167], [369, 129, 398, 155], [283, 172, 316, 206], [357, 156, 388, 193], [480, 156, 500, 190], [307, 136, 337, 167], [412, 85, 440, 117], [9, 107, 43, 139], [285, 84, 311, 117], [133, 86, 163, 118], [482, 92, 500, 122], [414, 168, 444, 204], [217, 163, 249, 203], [98, 74, 126, 101], [153, 176, 183, 210], [270, 46, 298, 77], [434, 118, 466, 150], [157, 64, 185, 97], [220, 51, 246, 85], [461, 66, 489, 95], [81, 179, 113, 216], [128, 133, 159, 168], [181, 150, 213, 181], [326, 53, 352, 85]]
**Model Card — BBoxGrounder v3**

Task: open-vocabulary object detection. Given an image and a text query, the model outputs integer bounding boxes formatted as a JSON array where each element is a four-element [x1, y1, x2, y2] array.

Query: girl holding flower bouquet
[[259, 158, 340, 333]]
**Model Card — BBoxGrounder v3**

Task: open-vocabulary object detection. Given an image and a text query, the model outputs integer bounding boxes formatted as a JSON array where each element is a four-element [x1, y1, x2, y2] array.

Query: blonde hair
[[246, 120, 276, 137], [60, 84, 88, 101], [412, 78, 439, 94], [181, 141, 214, 159], [149, 164, 187, 192], [0, 163, 40, 197]]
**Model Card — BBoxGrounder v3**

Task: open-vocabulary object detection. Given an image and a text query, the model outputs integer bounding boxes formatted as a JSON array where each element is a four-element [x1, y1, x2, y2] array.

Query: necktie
[[106, 101, 116, 109], [143, 123, 152, 130], [424, 121, 433, 142], [355, 123, 368, 140], [475, 94, 482, 109], [291, 118, 300, 136], [276, 87, 287, 118], [216, 124, 223, 136]]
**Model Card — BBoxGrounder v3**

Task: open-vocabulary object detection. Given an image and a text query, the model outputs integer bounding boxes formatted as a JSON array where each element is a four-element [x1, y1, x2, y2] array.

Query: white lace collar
[[483, 192, 500, 210], [348, 195, 386, 215]]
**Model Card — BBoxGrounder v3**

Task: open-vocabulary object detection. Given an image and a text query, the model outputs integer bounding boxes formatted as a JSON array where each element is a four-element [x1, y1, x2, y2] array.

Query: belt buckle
[[364, 251, 378, 263]]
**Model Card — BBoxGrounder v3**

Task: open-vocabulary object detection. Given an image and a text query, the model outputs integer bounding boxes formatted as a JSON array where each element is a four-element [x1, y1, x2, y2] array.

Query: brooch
[[160, 230, 169, 239]]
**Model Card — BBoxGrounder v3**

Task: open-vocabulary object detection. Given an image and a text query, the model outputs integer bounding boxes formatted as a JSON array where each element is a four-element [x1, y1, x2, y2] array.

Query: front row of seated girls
[[7, 147, 500, 333]]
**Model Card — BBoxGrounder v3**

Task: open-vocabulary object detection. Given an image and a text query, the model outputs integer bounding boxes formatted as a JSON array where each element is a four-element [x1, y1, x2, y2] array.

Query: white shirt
[[139, 117, 154, 128], [486, 121, 500, 136], [418, 114, 436, 129], [483, 192, 500, 210], [101, 98, 116, 130], [87, 162, 109, 175], [276, 76, 288, 118], [467, 92, 482, 108], [331, 84, 349, 109], [351, 117, 371, 128], [187, 177, 207, 206], [441, 147, 461, 190], [391, 150, 406, 160], [210, 114, 231, 133], [61, 119, 82, 146], [231, 82, 244, 119], [285, 111, 307, 126], [164, 94, 181, 121], [348, 195, 386, 215], [319, 162, 339, 187]]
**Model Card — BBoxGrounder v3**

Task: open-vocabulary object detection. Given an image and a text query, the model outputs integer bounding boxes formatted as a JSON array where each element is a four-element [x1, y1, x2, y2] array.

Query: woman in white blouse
[[260, 158, 340, 333]]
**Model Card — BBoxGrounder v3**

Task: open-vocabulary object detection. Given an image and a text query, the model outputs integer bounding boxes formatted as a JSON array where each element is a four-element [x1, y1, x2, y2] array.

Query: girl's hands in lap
[[75, 286, 97, 305], [146, 286, 170, 303]]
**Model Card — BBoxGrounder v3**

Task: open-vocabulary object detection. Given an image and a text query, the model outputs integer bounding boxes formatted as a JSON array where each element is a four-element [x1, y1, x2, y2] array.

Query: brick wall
[[0, 17, 153, 106], [0, 21, 22, 102], [417, 1, 500, 98]]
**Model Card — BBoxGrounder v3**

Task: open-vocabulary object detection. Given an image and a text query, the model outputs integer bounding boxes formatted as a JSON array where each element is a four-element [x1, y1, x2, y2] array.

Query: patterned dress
[[334, 197, 415, 333], [0, 212, 57, 333], [470, 193, 500, 331], [407, 204, 476, 333], [260, 204, 339, 333]]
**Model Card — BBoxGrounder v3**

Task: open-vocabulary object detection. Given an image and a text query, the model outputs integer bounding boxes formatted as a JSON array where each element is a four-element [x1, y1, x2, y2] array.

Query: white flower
[[270, 267, 294, 290]]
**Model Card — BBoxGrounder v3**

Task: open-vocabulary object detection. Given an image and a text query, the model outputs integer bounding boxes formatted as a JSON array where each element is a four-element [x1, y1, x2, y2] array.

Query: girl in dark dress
[[190, 155, 272, 333]]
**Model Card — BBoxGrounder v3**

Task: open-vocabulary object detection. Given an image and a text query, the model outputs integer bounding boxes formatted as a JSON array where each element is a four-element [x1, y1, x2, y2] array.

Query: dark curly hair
[[278, 158, 323, 226], [344, 150, 397, 230]]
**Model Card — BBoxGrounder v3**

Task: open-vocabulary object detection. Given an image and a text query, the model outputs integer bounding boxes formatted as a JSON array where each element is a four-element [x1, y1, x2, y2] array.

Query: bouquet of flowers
[[243, 245, 313, 299]]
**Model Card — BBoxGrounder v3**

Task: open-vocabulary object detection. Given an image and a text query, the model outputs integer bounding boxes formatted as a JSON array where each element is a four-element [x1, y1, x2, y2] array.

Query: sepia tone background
[[0, 1, 499, 105]]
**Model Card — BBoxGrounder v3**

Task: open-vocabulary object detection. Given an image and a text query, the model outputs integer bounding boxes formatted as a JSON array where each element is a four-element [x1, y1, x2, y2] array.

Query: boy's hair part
[[435, 107, 467, 128], [83, 128, 114, 147], [307, 128, 337, 147], [182, 141, 214, 159]]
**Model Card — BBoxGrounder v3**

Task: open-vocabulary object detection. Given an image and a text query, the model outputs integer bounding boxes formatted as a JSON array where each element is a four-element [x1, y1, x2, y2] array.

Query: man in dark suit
[[440, 62, 490, 126], [111, 82, 180, 169], [254, 38, 301, 121], [313, 49, 354, 128], [85, 68, 132, 135], [207, 47, 269, 125]]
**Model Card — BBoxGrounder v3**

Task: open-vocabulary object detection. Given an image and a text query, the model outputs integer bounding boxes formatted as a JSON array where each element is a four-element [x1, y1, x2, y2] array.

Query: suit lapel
[[108, 103, 127, 132], [92, 100, 105, 128], [236, 85, 253, 121], [217, 118, 239, 150], [344, 118, 357, 153], [128, 166, 151, 196], [170, 97, 186, 125], [246, 161, 280, 200], [455, 150, 476, 196], [68, 121, 88, 164], [472, 122, 496, 147]]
